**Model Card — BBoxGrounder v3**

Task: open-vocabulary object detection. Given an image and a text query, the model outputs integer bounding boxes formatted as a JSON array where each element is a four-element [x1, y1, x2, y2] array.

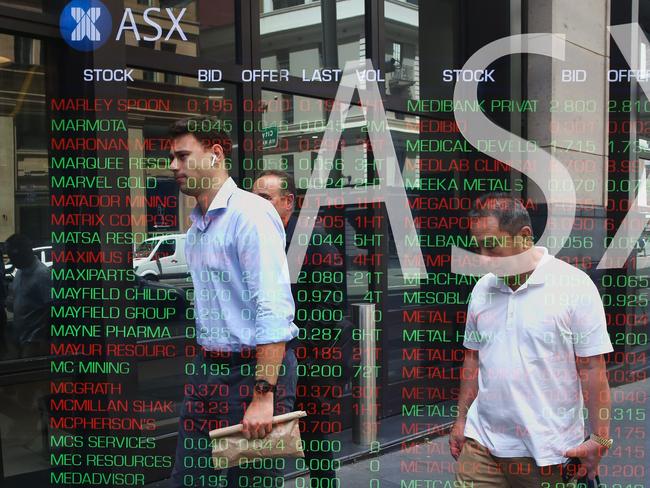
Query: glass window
[[116, 71, 239, 483], [0, 27, 239, 480], [260, 0, 365, 73], [273, 0, 305, 10], [607, 0, 650, 377], [385, 0, 465, 100], [125, 0, 238, 64], [0, 33, 49, 481], [135, 239, 157, 258], [154, 239, 175, 258], [126, 67, 239, 238], [384, 0, 516, 112], [256, 90, 371, 431]]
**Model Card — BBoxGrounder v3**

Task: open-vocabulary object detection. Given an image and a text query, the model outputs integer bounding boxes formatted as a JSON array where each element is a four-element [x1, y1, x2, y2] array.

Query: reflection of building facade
[[0, 34, 47, 242], [0, 0, 648, 485]]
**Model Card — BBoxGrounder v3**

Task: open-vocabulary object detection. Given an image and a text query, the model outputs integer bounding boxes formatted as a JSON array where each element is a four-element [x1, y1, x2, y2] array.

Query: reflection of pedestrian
[[450, 193, 613, 485], [0, 250, 7, 359], [5, 234, 50, 358], [636, 237, 646, 256], [254, 170, 349, 488], [168, 117, 298, 488]]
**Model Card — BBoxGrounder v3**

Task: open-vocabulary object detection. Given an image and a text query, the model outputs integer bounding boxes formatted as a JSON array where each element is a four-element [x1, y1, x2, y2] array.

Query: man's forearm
[[254, 341, 286, 391], [457, 350, 479, 421], [241, 341, 287, 437], [578, 355, 611, 438]]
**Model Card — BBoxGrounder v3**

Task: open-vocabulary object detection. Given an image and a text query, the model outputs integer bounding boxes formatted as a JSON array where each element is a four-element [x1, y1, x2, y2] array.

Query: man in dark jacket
[[254, 170, 350, 488], [5, 234, 51, 358]]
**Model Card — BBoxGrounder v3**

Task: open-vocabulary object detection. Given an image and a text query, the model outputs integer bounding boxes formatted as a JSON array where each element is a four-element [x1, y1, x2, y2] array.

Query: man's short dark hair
[[6, 233, 33, 253], [468, 192, 532, 235], [258, 169, 296, 198], [5, 233, 34, 263], [169, 116, 232, 160]]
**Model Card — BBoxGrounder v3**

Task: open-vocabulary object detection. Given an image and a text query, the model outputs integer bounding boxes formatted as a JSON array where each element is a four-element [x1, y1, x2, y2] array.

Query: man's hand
[[449, 419, 467, 460], [242, 394, 274, 440], [565, 438, 606, 480]]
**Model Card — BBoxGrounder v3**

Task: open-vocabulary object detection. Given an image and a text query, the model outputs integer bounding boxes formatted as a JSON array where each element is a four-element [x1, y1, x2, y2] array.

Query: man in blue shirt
[[168, 116, 299, 488]]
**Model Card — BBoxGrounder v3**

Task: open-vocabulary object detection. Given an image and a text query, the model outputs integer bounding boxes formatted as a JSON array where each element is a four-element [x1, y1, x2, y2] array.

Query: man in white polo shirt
[[450, 193, 613, 487]]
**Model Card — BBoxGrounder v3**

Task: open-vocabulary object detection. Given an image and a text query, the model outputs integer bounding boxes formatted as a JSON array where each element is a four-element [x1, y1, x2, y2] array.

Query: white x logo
[[71, 7, 101, 41]]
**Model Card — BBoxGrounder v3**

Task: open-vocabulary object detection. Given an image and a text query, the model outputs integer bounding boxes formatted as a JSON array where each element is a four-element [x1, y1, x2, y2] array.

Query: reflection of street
[[0, 275, 192, 479], [282, 378, 650, 487], [0, 381, 50, 477], [145, 379, 650, 487], [346, 258, 418, 300]]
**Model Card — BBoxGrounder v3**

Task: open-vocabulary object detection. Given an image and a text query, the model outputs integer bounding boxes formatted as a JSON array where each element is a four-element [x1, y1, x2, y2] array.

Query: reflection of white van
[[133, 234, 187, 279]]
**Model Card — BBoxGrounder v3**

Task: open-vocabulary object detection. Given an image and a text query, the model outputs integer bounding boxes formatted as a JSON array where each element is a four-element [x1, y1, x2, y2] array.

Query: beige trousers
[[456, 438, 574, 488]]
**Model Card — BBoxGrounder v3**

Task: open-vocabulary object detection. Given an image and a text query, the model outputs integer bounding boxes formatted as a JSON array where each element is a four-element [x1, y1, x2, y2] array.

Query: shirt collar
[[489, 247, 551, 290], [207, 177, 237, 212], [526, 247, 552, 284], [190, 177, 237, 229]]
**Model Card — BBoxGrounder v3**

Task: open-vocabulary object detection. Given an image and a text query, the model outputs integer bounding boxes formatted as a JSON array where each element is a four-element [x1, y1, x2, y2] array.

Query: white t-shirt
[[463, 247, 613, 466]]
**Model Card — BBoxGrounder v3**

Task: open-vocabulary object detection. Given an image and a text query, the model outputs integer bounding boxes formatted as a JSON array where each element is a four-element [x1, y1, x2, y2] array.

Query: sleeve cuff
[[255, 322, 299, 345], [574, 343, 614, 357]]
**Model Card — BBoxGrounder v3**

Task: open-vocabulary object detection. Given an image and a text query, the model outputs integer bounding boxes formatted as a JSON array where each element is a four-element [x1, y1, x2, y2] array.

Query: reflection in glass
[[126, 68, 238, 240], [384, 0, 420, 100], [125, 0, 237, 63], [0, 34, 50, 478], [0, 0, 42, 12], [135, 239, 157, 258], [385, 0, 462, 103], [260, 0, 364, 74]]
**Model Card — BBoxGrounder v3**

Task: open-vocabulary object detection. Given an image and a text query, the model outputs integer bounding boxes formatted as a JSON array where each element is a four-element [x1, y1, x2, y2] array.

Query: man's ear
[[519, 226, 534, 247], [285, 193, 295, 209], [210, 143, 225, 167]]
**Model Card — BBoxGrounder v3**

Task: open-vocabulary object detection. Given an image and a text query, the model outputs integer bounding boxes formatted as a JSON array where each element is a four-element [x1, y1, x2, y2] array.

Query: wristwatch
[[590, 433, 613, 449], [254, 379, 276, 395]]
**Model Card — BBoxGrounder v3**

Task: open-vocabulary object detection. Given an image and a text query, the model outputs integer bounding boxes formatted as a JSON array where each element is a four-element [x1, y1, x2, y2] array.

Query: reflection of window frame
[[391, 41, 401, 65], [161, 42, 178, 84], [638, 159, 650, 208], [273, 0, 305, 10], [276, 49, 290, 71], [155, 239, 176, 259], [281, 93, 294, 125], [138, 39, 157, 82], [14, 36, 34, 65]]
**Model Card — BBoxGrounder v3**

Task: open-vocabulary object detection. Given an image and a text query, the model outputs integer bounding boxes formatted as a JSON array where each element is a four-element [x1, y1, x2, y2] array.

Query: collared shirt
[[463, 247, 613, 466], [186, 177, 298, 351]]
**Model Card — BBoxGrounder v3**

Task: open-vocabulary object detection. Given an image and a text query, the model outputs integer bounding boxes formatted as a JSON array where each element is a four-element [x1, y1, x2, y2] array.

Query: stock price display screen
[[0, 1, 648, 488]]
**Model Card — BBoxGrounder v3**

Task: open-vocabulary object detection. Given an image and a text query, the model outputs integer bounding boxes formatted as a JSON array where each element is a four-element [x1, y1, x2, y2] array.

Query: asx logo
[[60, 0, 186, 52]]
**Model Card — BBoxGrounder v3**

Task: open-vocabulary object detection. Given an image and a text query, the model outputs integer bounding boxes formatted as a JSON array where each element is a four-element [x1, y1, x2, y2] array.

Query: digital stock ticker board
[[0, 1, 649, 488]]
